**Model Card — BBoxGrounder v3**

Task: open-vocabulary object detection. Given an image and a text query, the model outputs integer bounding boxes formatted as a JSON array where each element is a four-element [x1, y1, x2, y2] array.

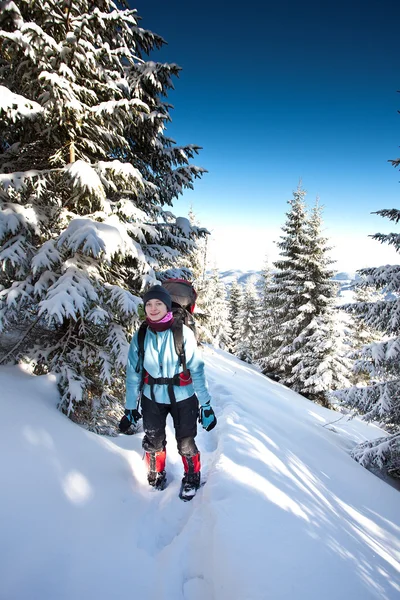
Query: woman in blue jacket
[[121, 285, 216, 500]]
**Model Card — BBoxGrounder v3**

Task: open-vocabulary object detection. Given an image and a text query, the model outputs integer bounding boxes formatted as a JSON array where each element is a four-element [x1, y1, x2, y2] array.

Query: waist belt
[[143, 371, 192, 387], [143, 371, 193, 427]]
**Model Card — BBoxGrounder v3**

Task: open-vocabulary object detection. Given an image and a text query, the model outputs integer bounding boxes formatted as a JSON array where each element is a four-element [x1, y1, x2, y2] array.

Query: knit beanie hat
[[143, 285, 172, 311]]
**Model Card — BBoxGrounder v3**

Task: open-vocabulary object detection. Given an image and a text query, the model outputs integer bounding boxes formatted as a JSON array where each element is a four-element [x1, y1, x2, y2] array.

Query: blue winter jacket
[[125, 324, 212, 409]]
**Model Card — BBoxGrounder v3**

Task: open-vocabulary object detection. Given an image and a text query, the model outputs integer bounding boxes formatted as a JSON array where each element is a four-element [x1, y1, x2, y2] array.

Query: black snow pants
[[141, 394, 199, 457]]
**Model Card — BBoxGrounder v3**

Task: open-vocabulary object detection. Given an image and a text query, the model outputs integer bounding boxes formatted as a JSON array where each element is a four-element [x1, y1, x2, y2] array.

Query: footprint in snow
[[183, 576, 214, 600], [135, 492, 194, 557]]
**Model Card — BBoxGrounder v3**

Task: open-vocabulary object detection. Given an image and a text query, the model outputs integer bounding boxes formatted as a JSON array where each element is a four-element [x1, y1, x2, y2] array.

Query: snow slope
[[0, 348, 399, 600]]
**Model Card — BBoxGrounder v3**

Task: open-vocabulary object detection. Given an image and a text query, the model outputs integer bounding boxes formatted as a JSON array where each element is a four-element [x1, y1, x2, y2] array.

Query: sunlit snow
[[1, 347, 399, 600]]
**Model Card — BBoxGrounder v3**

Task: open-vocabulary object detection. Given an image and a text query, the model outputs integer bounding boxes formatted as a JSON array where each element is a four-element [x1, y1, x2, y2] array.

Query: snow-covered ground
[[1, 347, 399, 600]]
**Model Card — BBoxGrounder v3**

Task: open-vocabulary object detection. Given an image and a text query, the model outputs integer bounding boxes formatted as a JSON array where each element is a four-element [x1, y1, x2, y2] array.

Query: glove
[[198, 403, 217, 432], [119, 408, 142, 435]]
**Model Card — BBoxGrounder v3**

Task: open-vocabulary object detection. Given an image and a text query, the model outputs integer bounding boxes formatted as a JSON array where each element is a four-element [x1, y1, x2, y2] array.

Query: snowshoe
[[148, 470, 167, 491], [179, 472, 200, 501]]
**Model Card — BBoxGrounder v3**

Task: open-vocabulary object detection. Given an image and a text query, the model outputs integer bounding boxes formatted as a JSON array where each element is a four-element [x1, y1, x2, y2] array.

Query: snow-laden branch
[[31, 240, 62, 275], [0, 169, 61, 191], [58, 216, 146, 263], [89, 97, 148, 116], [39, 263, 98, 323], [105, 284, 141, 316], [106, 324, 130, 366], [0, 85, 44, 122]]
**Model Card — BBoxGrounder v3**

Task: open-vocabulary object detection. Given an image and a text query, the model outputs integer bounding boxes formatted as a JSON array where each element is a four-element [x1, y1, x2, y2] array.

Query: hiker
[[120, 284, 217, 500]]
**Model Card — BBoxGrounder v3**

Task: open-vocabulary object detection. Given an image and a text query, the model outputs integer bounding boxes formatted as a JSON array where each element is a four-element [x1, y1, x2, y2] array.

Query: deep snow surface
[[1, 347, 399, 600]]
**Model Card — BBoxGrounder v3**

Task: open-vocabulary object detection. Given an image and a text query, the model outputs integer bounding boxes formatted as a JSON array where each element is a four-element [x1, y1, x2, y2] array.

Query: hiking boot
[[145, 450, 167, 490], [148, 469, 167, 490], [179, 471, 200, 501]]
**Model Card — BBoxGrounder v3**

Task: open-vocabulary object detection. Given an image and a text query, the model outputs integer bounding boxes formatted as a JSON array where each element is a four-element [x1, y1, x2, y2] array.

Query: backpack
[[163, 278, 197, 337], [136, 279, 197, 383]]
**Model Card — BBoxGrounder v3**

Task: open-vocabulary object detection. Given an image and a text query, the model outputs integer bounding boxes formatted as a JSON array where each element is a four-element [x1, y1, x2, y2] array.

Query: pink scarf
[[146, 311, 174, 332]]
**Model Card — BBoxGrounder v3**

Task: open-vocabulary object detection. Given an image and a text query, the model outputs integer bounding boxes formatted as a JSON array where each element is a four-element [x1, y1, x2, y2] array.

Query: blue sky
[[131, 0, 400, 272]]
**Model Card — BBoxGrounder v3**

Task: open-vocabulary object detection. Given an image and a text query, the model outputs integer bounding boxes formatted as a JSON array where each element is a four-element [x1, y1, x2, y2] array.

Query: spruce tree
[[197, 267, 231, 348], [346, 282, 382, 385], [335, 208, 400, 476], [228, 277, 243, 354], [186, 206, 208, 283], [237, 277, 259, 363], [180, 206, 210, 333], [0, 1, 206, 430], [184, 209, 212, 342], [287, 201, 351, 404], [255, 258, 276, 372], [266, 184, 311, 380]]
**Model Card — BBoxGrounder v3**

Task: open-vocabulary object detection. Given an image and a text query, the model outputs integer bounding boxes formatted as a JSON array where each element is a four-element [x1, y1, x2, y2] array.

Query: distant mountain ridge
[[218, 269, 262, 286], [218, 269, 358, 284], [218, 269, 359, 302]]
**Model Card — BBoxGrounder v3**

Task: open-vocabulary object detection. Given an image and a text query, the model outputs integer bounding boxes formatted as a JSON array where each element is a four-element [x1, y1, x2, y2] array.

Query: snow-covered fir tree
[[286, 201, 351, 405], [236, 277, 259, 363], [186, 206, 208, 282], [345, 282, 382, 385], [180, 206, 211, 335], [197, 267, 231, 349], [335, 208, 400, 477], [265, 184, 311, 380], [264, 190, 350, 403], [255, 258, 276, 371], [0, 1, 207, 430], [180, 207, 215, 341], [228, 277, 243, 354]]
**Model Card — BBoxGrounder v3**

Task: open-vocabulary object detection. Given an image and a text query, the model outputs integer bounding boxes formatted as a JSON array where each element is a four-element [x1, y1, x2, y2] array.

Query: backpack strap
[[171, 313, 188, 375], [135, 321, 148, 393]]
